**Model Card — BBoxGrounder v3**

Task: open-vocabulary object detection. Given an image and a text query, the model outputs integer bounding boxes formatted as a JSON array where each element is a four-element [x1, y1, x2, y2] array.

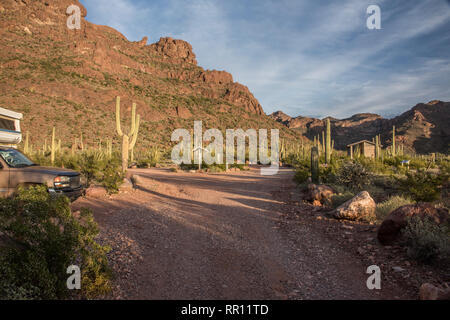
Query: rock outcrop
[[377, 203, 449, 245], [150, 37, 197, 64], [0, 0, 278, 151], [419, 283, 450, 300], [306, 184, 335, 206], [333, 191, 376, 221]]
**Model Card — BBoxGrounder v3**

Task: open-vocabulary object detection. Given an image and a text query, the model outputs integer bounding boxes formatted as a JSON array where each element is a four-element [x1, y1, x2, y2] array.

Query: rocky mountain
[[0, 0, 300, 154], [270, 100, 450, 154]]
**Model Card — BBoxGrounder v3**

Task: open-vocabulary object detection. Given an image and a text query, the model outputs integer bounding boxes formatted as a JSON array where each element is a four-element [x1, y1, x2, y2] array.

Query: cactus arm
[[116, 96, 123, 137], [129, 103, 136, 136], [129, 114, 140, 150]]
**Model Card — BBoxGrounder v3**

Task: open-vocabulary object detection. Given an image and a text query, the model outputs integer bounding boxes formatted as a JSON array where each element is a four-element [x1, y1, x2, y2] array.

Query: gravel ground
[[72, 166, 428, 299]]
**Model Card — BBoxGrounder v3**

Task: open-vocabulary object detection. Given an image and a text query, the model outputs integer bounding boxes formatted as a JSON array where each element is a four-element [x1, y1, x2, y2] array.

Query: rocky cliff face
[[270, 101, 450, 154], [0, 0, 275, 152]]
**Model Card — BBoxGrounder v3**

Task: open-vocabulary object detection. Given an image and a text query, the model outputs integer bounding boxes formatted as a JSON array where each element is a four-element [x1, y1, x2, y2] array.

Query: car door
[[0, 157, 10, 197]]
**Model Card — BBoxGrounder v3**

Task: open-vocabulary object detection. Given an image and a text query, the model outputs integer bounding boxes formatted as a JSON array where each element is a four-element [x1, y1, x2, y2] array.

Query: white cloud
[[82, 0, 450, 119]]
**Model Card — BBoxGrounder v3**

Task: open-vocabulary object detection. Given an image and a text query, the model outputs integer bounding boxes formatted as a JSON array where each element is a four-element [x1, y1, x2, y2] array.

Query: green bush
[[376, 196, 414, 221], [336, 161, 373, 191], [294, 166, 310, 184], [331, 191, 355, 208], [402, 216, 450, 264], [31, 150, 124, 194], [397, 169, 446, 202], [95, 160, 124, 194], [136, 146, 161, 168], [0, 186, 111, 299]]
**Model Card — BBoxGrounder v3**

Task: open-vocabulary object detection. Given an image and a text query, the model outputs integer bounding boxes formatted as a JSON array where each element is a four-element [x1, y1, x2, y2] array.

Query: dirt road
[[73, 167, 410, 299]]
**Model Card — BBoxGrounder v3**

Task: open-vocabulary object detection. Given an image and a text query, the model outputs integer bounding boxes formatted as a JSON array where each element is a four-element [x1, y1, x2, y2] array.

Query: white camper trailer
[[0, 107, 23, 147]]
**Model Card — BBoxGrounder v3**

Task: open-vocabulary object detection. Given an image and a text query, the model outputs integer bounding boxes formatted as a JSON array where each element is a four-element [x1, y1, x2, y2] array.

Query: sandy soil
[[72, 166, 418, 300]]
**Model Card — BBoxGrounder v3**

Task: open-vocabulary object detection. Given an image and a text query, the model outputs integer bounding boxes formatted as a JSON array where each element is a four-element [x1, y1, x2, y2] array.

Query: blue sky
[[81, 0, 450, 119]]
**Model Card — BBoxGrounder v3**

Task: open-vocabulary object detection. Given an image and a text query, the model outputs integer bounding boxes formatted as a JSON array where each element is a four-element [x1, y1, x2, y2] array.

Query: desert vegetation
[[289, 126, 449, 267], [0, 186, 111, 299]]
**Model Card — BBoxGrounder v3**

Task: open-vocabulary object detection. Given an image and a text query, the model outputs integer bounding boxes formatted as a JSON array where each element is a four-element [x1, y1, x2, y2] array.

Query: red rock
[[333, 191, 376, 221], [306, 184, 335, 206], [377, 203, 449, 245], [419, 283, 450, 300], [150, 37, 197, 64]]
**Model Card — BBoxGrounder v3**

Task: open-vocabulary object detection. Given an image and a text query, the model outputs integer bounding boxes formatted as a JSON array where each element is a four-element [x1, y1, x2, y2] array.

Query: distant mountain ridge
[[270, 100, 450, 154], [0, 0, 302, 153]]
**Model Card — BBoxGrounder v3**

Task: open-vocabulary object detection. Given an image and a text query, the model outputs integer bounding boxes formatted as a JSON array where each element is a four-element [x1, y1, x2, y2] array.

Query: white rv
[[0, 107, 22, 147]]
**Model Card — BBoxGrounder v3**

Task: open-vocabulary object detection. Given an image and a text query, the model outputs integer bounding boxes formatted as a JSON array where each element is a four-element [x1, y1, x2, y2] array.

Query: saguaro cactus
[[24, 131, 30, 154], [311, 146, 319, 184], [375, 135, 380, 159], [321, 131, 325, 154], [80, 133, 84, 151], [392, 125, 396, 157], [115, 96, 140, 172], [107, 139, 113, 158], [51, 127, 56, 165], [325, 118, 331, 164]]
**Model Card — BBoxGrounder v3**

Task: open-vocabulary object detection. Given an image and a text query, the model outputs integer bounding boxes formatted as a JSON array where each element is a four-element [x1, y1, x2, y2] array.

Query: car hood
[[16, 166, 80, 176]]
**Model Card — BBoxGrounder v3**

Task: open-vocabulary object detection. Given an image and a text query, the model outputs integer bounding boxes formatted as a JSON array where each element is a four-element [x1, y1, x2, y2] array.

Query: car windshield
[[0, 149, 35, 168]]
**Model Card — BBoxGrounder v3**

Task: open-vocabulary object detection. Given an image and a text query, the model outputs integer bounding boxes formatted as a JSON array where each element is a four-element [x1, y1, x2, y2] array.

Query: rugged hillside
[[0, 0, 300, 154], [270, 101, 450, 154]]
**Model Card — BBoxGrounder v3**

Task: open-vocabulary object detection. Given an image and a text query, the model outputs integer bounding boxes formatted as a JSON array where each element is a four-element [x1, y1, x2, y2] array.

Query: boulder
[[419, 283, 450, 300], [306, 184, 335, 206], [85, 186, 107, 199], [150, 37, 197, 64], [377, 203, 449, 245], [333, 191, 376, 221]]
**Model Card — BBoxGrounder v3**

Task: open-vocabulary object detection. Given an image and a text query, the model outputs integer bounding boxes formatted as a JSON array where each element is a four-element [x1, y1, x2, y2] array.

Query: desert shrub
[[0, 186, 111, 299], [29, 150, 123, 193], [95, 160, 124, 194], [383, 156, 403, 168], [209, 164, 229, 173], [76, 151, 103, 186], [294, 166, 310, 184], [331, 191, 355, 208], [336, 161, 373, 191], [136, 146, 161, 168], [402, 216, 450, 264], [319, 165, 336, 183], [409, 158, 428, 170], [375, 196, 414, 221], [356, 157, 393, 175], [397, 169, 446, 202]]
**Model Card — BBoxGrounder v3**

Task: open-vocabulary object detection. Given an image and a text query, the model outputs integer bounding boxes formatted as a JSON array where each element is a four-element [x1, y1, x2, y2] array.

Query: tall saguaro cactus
[[107, 139, 113, 159], [51, 127, 56, 165], [311, 146, 319, 184], [375, 135, 380, 159], [325, 118, 331, 164], [392, 125, 396, 157], [24, 131, 30, 154], [321, 131, 325, 154], [115, 96, 140, 172]]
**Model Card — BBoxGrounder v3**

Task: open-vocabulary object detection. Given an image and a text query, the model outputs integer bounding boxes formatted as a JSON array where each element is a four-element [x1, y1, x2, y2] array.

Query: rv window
[[0, 118, 16, 131]]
